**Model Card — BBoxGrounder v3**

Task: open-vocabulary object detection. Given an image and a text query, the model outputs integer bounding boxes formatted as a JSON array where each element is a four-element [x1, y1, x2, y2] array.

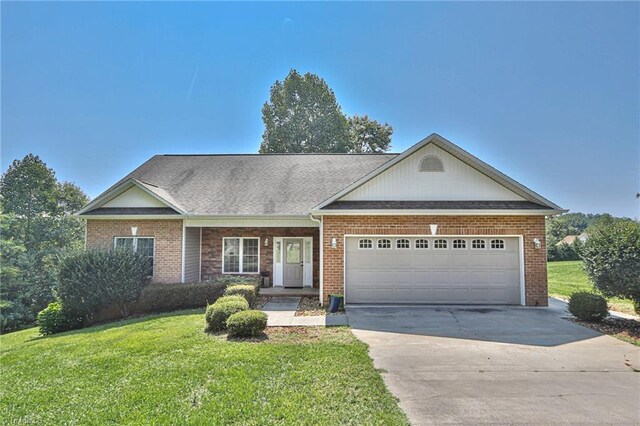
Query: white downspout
[[308, 213, 323, 306]]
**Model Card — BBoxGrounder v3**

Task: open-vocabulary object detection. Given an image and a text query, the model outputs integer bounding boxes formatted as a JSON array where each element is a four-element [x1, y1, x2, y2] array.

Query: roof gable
[[314, 134, 563, 211]]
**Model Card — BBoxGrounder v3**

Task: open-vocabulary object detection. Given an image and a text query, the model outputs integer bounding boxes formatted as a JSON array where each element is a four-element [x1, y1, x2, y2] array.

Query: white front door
[[283, 238, 304, 287]]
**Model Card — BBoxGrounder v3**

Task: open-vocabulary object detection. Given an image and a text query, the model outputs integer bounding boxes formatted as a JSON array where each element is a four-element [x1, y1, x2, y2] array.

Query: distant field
[[547, 261, 635, 315]]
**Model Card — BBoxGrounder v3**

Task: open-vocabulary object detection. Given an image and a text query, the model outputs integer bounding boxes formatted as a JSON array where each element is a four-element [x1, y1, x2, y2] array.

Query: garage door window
[[377, 239, 391, 249], [434, 239, 448, 249], [415, 239, 429, 249], [358, 239, 373, 249], [471, 239, 486, 249], [452, 239, 467, 250], [396, 239, 410, 249], [491, 239, 505, 250]]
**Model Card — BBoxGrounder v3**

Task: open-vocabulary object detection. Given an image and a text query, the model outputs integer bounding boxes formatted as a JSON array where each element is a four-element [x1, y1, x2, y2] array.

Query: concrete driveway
[[347, 302, 640, 425]]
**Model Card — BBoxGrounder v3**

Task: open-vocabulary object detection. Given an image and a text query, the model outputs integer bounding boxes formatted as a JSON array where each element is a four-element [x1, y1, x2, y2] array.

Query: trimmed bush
[[568, 292, 609, 322], [214, 295, 248, 306], [214, 276, 259, 287], [224, 284, 257, 307], [36, 302, 82, 335], [205, 299, 249, 333], [226, 310, 268, 338], [138, 282, 226, 313], [57, 249, 151, 319]]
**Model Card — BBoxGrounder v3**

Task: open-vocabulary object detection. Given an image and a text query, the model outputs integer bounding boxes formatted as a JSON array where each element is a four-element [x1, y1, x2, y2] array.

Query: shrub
[[568, 292, 609, 322], [0, 299, 35, 333], [580, 220, 640, 313], [224, 284, 257, 307], [214, 295, 248, 306], [36, 302, 83, 335], [57, 249, 152, 319], [214, 276, 259, 287], [138, 282, 226, 313], [226, 310, 268, 338], [205, 299, 249, 333]]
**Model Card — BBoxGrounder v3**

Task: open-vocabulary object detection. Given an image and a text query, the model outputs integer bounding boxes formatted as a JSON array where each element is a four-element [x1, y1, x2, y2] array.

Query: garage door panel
[[346, 236, 521, 305]]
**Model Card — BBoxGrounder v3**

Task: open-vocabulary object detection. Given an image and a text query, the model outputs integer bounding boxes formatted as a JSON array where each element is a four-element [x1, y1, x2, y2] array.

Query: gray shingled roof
[[102, 154, 397, 216]]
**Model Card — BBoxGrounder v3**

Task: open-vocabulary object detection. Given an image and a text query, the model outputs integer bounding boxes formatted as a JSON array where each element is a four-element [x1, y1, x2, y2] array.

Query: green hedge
[[568, 292, 609, 322], [138, 281, 227, 313], [224, 285, 258, 307], [205, 299, 249, 333], [226, 310, 268, 338]]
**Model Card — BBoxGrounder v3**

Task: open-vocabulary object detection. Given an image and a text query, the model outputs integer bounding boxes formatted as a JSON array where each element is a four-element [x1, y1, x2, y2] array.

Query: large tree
[[0, 155, 89, 330], [259, 70, 393, 153], [347, 114, 393, 153]]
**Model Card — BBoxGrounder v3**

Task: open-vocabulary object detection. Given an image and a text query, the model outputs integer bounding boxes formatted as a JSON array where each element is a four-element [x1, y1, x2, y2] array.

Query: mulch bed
[[295, 296, 327, 316], [570, 317, 640, 346], [253, 295, 272, 310]]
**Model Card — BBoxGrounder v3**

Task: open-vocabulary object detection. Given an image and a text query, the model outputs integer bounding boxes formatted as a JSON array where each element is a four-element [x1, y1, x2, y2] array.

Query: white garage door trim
[[343, 234, 526, 306]]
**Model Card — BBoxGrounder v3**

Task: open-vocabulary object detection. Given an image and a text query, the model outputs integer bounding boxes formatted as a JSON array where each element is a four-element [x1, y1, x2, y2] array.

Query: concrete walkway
[[261, 297, 348, 326]]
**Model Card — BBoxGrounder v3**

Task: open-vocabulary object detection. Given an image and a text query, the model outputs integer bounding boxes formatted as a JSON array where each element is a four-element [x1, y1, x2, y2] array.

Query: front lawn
[[548, 261, 636, 315], [1, 310, 408, 425]]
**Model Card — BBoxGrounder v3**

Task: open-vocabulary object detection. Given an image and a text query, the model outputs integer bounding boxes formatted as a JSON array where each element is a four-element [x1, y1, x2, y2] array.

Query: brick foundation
[[85, 219, 183, 283], [321, 215, 548, 306]]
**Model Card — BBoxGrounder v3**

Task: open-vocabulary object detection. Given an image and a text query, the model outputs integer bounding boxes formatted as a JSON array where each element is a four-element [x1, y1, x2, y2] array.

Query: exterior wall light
[[264, 237, 269, 247], [331, 238, 337, 249], [131, 226, 138, 236], [533, 238, 541, 249], [430, 224, 438, 235]]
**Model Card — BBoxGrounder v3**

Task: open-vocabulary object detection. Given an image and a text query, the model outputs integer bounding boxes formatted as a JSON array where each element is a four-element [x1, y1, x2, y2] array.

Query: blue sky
[[2, 2, 638, 217]]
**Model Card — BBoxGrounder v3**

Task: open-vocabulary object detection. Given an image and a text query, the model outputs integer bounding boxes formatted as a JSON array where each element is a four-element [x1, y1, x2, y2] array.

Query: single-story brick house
[[78, 134, 564, 306]]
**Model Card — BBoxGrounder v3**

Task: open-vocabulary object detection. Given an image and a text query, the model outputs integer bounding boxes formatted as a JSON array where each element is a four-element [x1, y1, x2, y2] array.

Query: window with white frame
[[223, 238, 259, 273], [490, 239, 505, 250], [358, 239, 373, 249], [471, 239, 486, 249], [452, 239, 467, 249], [415, 239, 429, 249], [377, 239, 391, 249], [433, 239, 448, 249], [396, 239, 411, 249], [114, 237, 154, 276]]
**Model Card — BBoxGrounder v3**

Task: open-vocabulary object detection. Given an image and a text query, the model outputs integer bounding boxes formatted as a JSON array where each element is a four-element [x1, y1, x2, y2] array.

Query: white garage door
[[345, 236, 521, 304]]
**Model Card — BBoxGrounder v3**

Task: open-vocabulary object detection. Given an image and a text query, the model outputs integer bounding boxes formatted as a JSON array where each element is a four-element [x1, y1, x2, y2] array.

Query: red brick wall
[[322, 215, 547, 306], [201, 227, 320, 287], [85, 219, 183, 283]]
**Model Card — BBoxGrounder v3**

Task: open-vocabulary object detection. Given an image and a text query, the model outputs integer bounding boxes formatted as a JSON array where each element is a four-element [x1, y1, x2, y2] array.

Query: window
[[377, 239, 391, 249], [419, 155, 444, 172], [114, 237, 154, 276], [490, 239, 505, 250], [471, 239, 486, 249], [396, 239, 411, 249], [452, 239, 466, 249], [223, 238, 260, 273], [358, 239, 373, 249], [433, 239, 448, 249], [415, 239, 429, 249]]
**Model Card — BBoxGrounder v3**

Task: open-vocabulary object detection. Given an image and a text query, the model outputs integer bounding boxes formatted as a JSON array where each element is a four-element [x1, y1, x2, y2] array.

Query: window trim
[[452, 239, 467, 250], [113, 236, 155, 276], [222, 237, 261, 274], [358, 238, 373, 250], [396, 238, 411, 250], [490, 239, 506, 250], [377, 238, 392, 250], [471, 239, 487, 250], [415, 239, 429, 249], [433, 239, 448, 250]]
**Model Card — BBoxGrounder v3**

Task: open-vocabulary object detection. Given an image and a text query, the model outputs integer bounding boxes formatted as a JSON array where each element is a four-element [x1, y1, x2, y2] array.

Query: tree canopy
[[259, 70, 393, 153]]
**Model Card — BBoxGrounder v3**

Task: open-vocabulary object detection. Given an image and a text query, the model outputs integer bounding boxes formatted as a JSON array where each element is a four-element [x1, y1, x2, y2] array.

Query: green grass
[[0, 310, 408, 425], [548, 261, 636, 315]]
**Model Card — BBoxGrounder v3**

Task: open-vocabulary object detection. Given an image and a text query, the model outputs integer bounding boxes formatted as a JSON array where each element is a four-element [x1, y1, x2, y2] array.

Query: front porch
[[259, 287, 319, 297]]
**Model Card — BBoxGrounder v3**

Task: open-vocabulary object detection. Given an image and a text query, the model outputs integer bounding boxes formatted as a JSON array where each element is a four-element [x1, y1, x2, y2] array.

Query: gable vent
[[419, 155, 444, 172]]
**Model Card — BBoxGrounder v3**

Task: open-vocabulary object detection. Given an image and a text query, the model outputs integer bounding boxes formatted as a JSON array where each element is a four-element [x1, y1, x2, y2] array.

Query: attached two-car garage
[[344, 236, 522, 305]]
